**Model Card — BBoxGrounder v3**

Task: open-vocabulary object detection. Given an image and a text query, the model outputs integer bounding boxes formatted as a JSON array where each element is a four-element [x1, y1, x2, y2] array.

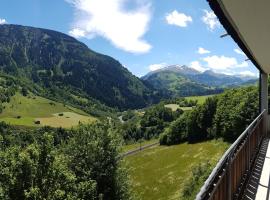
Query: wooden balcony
[[196, 110, 269, 200]]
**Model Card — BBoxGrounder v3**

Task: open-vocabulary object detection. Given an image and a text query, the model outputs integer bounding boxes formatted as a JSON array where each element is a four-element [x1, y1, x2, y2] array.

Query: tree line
[[160, 86, 259, 145]]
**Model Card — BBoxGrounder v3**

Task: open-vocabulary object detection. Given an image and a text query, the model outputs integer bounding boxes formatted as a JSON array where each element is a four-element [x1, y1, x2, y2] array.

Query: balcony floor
[[243, 138, 270, 200]]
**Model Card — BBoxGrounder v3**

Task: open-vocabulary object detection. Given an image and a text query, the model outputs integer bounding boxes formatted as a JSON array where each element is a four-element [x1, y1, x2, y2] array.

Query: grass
[[36, 112, 96, 128], [185, 95, 214, 105], [165, 104, 180, 111], [125, 140, 229, 200], [165, 95, 215, 112], [122, 138, 159, 153], [0, 93, 96, 128], [165, 104, 193, 111]]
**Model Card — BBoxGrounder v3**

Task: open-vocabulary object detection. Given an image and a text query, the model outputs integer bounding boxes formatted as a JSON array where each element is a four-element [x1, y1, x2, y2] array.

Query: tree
[[0, 133, 81, 200], [213, 87, 259, 141], [66, 123, 132, 200], [160, 113, 188, 145]]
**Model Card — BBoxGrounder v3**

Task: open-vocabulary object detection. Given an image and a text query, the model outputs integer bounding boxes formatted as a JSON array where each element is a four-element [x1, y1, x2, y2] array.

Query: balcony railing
[[196, 109, 266, 200]]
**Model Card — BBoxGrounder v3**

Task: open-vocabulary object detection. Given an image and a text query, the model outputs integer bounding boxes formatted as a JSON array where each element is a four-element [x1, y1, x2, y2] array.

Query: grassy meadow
[[185, 95, 214, 105], [0, 93, 96, 128], [164, 95, 213, 112], [125, 140, 229, 200]]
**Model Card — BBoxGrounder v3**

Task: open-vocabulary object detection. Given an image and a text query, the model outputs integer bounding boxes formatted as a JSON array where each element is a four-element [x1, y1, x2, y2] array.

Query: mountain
[[141, 66, 222, 97], [0, 24, 159, 110], [142, 65, 257, 97], [187, 70, 246, 87]]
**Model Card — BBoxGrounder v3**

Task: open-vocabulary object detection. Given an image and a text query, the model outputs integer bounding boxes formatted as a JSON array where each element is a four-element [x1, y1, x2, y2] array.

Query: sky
[[0, 0, 259, 77]]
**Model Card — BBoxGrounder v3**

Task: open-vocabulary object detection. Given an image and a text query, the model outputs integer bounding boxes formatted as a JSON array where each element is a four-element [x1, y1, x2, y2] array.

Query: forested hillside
[[0, 24, 160, 109]]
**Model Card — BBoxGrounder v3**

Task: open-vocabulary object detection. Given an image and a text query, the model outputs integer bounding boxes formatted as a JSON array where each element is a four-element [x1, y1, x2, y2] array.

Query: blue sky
[[0, 0, 258, 77]]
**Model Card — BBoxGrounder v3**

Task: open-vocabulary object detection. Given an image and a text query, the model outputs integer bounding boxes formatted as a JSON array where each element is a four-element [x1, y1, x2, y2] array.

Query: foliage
[[181, 161, 212, 200], [140, 104, 175, 139], [159, 113, 188, 145], [160, 86, 259, 145], [0, 122, 132, 200], [212, 86, 259, 141], [122, 110, 136, 121], [186, 97, 218, 142]]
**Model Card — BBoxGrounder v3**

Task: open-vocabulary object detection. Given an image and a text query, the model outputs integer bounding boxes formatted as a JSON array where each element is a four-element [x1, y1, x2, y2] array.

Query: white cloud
[[190, 61, 206, 72], [197, 47, 210, 54], [166, 10, 192, 27], [149, 63, 167, 71], [239, 71, 257, 77], [66, 0, 152, 53], [202, 55, 248, 71], [0, 18, 7, 25], [69, 28, 86, 38], [234, 48, 246, 56], [202, 10, 220, 31]]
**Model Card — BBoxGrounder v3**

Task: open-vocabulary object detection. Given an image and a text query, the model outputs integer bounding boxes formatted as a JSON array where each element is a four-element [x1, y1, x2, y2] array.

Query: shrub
[[181, 161, 212, 200]]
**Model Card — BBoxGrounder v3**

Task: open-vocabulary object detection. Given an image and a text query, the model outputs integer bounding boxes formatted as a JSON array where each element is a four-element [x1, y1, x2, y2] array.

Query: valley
[[0, 24, 260, 200]]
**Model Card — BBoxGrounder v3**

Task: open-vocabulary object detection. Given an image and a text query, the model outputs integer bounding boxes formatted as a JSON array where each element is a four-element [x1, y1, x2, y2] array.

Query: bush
[[181, 161, 212, 200], [21, 87, 28, 96]]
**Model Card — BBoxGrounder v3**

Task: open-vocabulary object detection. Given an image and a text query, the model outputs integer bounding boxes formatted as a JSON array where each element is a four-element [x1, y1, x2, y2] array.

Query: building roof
[[207, 0, 270, 74]]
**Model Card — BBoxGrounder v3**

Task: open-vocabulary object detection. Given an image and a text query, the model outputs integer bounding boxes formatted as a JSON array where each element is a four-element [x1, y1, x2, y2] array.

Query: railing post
[[227, 156, 232, 200]]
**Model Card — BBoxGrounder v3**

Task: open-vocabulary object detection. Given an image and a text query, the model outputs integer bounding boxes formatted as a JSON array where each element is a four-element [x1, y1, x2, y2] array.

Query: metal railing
[[196, 109, 266, 200]]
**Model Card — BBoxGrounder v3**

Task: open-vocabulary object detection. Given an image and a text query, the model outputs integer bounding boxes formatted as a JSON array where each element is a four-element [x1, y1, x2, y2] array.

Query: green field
[[0, 93, 96, 128], [165, 104, 193, 111], [165, 95, 214, 112], [125, 140, 229, 200], [36, 112, 96, 128], [185, 95, 214, 105]]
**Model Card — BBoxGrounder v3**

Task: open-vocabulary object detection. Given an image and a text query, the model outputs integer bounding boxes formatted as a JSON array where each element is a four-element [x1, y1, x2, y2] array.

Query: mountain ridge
[[0, 24, 160, 110], [142, 64, 257, 97]]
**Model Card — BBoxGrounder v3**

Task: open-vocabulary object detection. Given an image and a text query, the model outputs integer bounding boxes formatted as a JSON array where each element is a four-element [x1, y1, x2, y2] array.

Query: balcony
[[196, 110, 269, 200], [197, 0, 270, 199]]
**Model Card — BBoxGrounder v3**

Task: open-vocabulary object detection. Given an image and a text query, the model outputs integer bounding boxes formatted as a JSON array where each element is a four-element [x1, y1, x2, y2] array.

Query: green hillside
[[0, 24, 160, 109], [0, 93, 96, 127], [143, 70, 221, 97], [125, 140, 229, 200]]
